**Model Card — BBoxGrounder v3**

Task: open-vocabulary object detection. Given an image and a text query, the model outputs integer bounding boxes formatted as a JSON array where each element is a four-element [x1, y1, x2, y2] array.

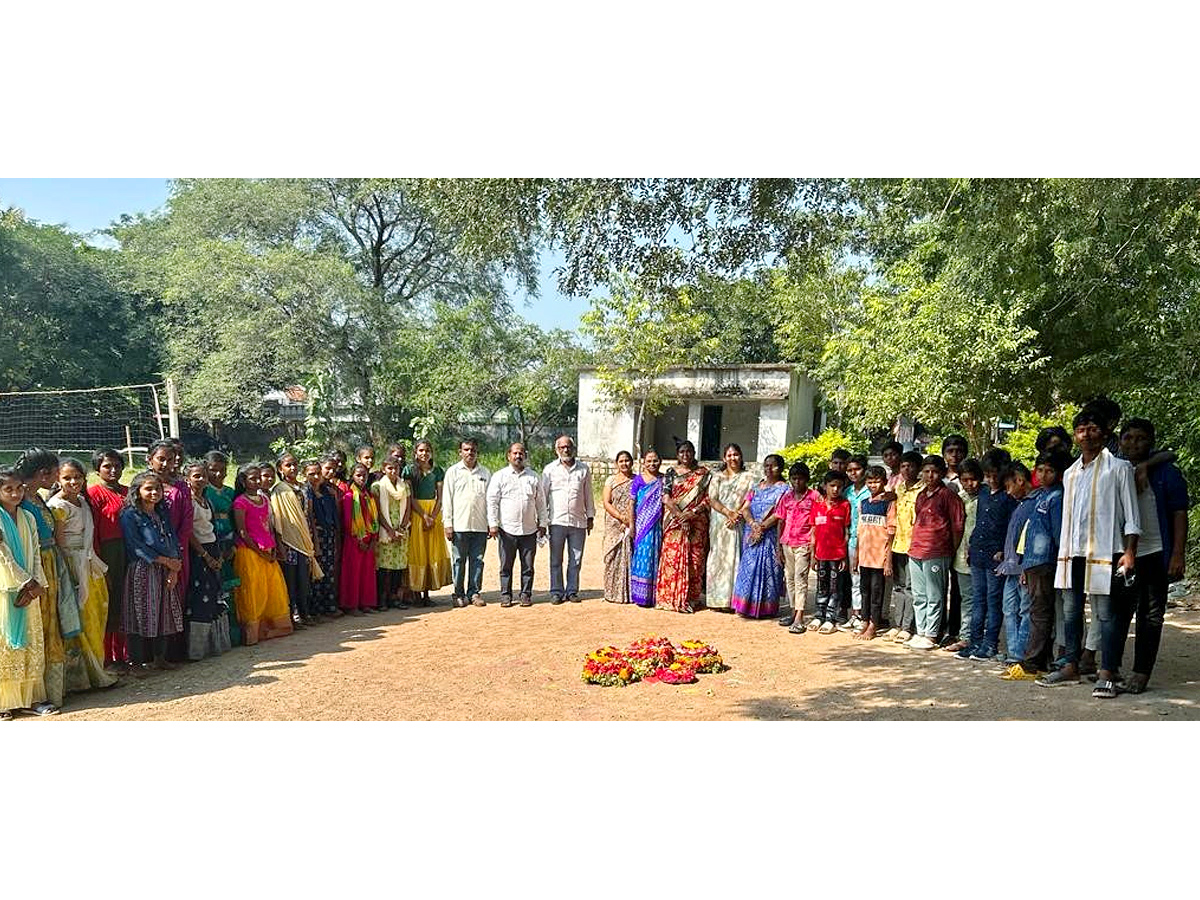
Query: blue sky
[[0, 177, 588, 332]]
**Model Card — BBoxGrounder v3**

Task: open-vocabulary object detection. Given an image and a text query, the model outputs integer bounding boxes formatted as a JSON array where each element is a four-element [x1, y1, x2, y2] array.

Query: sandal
[[788, 622, 806, 635], [0, 710, 12, 721], [1035, 669, 1080, 687], [1119, 675, 1149, 695], [31, 701, 60, 716], [1092, 679, 1118, 699]]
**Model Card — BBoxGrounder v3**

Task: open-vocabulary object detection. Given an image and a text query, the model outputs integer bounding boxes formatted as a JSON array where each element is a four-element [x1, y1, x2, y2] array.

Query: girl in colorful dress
[[372, 455, 411, 610], [629, 449, 664, 609], [48, 458, 116, 690], [705, 443, 756, 611], [271, 451, 323, 627], [231, 464, 293, 644], [655, 440, 711, 614], [601, 451, 635, 604], [0, 465, 51, 719], [120, 470, 184, 673], [146, 439, 192, 662], [731, 454, 790, 619], [16, 448, 72, 707], [204, 450, 241, 646], [305, 460, 341, 619], [183, 461, 231, 659], [339, 462, 379, 615], [87, 448, 129, 669], [403, 439, 451, 605]]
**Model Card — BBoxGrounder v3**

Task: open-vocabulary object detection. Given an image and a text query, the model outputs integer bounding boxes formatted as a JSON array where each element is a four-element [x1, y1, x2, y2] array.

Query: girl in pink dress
[[339, 463, 379, 615]]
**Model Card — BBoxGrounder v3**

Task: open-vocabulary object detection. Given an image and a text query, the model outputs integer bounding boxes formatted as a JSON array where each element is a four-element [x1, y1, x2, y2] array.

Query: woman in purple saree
[[629, 449, 664, 608]]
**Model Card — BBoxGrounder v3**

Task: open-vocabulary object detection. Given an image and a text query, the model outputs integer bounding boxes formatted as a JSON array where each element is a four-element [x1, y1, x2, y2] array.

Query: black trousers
[[498, 529, 537, 599], [1108, 552, 1168, 678], [281, 555, 313, 618], [860, 566, 886, 625]]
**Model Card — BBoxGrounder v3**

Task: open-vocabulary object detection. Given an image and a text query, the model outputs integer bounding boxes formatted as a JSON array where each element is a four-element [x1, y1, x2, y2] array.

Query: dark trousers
[[1020, 564, 1056, 673], [497, 529, 537, 599], [1064, 555, 1118, 667], [891, 552, 914, 632], [815, 558, 847, 620], [281, 555, 313, 618], [1106, 551, 1168, 678], [837, 560, 852, 620], [860, 566, 886, 625], [127, 634, 167, 666], [969, 564, 1004, 652], [945, 569, 962, 641]]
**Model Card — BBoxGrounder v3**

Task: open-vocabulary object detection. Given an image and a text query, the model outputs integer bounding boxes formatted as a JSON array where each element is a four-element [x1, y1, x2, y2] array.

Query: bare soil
[[45, 537, 1200, 721]]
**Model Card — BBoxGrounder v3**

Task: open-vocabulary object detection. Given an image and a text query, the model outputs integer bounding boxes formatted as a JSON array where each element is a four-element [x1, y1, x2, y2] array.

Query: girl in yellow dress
[[0, 464, 51, 719]]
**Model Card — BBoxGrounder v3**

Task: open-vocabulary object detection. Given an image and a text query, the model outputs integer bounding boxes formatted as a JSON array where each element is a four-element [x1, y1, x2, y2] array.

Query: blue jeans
[[1002, 574, 1032, 660], [910, 556, 950, 639], [451, 531, 487, 599], [969, 565, 1004, 652], [549, 524, 587, 598], [1061, 555, 1118, 666]]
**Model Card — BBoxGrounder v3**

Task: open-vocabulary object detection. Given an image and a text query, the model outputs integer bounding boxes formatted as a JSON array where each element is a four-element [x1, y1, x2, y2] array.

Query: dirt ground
[[41, 536, 1200, 721]]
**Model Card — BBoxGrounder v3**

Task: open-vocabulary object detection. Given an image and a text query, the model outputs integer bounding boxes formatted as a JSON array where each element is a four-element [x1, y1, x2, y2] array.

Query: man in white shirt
[[486, 442, 547, 608], [1040, 406, 1140, 691], [541, 435, 594, 604], [443, 438, 492, 608]]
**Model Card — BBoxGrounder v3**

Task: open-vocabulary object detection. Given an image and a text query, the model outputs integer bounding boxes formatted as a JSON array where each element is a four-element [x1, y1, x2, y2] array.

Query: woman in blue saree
[[629, 449, 664, 608], [731, 454, 789, 619]]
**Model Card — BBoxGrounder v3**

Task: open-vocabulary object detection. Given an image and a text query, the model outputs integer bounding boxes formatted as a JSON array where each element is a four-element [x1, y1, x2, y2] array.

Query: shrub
[[778, 428, 869, 480]]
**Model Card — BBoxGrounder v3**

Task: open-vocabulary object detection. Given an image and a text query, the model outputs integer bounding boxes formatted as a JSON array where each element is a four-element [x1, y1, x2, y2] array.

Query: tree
[[0, 209, 160, 391], [503, 325, 590, 445], [821, 254, 1047, 453], [580, 276, 721, 458], [113, 178, 537, 441]]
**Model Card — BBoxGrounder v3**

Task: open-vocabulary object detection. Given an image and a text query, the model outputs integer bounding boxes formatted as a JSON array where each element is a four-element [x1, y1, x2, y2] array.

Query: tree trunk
[[633, 396, 647, 466]]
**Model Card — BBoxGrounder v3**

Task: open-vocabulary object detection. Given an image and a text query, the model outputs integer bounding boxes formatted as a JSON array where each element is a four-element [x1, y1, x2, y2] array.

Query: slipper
[[1035, 669, 1080, 687], [31, 701, 59, 716], [1118, 675, 1148, 694], [0, 710, 12, 721], [788, 622, 806, 635], [1092, 679, 1118, 699]]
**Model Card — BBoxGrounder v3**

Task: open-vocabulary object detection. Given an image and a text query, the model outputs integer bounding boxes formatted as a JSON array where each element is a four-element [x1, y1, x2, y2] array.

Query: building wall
[[578, 365, 821, 463]]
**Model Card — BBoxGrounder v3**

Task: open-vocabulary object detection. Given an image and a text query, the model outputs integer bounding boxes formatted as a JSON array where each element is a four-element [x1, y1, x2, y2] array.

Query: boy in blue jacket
[[1003, 449, 1070, 679]]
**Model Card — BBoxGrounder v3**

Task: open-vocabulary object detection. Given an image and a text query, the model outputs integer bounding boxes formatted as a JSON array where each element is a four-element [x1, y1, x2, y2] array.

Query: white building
[[577, 364, 823, 463]]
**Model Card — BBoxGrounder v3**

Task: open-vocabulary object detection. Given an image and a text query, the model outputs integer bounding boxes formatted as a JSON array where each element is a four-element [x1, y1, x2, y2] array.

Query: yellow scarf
[[270, 481, 324, 580]]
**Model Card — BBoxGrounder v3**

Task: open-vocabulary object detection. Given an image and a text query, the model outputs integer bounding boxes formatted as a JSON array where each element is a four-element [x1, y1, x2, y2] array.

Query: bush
[[778, 428, 869, 480], [999, 405, 1079, 468]]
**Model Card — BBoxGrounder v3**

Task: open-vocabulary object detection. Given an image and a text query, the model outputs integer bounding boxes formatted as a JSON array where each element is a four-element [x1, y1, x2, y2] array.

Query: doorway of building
[[701, 405, 723, 460]]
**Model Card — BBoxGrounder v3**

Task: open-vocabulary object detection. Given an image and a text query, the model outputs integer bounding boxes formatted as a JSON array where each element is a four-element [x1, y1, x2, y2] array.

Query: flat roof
[[579, 363, 797, 372]]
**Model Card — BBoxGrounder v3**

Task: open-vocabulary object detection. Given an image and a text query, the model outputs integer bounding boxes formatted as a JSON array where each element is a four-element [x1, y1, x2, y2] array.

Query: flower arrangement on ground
[[624, 634, 676, 677], [675, 639, 725, 674], [581, 646, 638, 686], [645, 661, 698, 685]]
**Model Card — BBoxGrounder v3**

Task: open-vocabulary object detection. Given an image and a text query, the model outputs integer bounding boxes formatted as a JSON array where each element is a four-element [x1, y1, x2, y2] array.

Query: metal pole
[[125, 424, 135, 470], [166, 377, 180, 439]]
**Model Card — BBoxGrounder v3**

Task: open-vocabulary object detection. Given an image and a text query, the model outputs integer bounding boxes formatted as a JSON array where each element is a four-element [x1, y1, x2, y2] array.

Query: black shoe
[[519, 595, 533, 607], [568, 594, 582, 603], [500, 597, 513, 608], [778, 612, 796, 627], [551, 595, 565, 605]]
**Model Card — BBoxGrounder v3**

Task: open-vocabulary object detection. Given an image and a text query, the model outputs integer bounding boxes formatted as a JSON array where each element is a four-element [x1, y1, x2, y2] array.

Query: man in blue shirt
[[1107, 418, 1190, 693]]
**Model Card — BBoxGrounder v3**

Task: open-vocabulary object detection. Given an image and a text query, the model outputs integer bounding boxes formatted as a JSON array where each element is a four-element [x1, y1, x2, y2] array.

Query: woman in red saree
[[655, 441, 711, 613]]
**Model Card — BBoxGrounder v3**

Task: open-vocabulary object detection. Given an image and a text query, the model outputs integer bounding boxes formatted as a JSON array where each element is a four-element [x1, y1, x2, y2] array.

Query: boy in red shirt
[[810, 470, 851, 635], [906, 455, 966, 650]]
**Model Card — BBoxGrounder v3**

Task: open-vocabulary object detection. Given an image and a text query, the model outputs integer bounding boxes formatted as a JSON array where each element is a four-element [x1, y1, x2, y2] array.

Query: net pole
[[125, 424, 135, 470], [150, 384, 166, 441], [166, 377, 180, 439]]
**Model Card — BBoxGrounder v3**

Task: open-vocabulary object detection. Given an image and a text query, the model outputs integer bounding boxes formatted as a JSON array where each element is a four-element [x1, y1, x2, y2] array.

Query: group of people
[[0, 432, 604, 717], [0, 394, 1190, 718], [601, 398, 1189, 700]]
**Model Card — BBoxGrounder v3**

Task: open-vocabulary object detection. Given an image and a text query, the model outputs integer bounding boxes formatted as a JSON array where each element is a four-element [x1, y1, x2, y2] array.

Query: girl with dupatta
[[601, 451, 635, 604], [705, 443, 756, 611], [371, 455, 411, 609], [0, 465, 50, 719], [48, 458, 117, 690], [230, 465, 292, 644], [16, 448, 72, 709], [629, 449, 664, 608], [731, 454, 790, 619], [655, 441, 711, 614], [204, 450, 242, 645], [402, 440, 452, 605], [339, 462, 379, 615]]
